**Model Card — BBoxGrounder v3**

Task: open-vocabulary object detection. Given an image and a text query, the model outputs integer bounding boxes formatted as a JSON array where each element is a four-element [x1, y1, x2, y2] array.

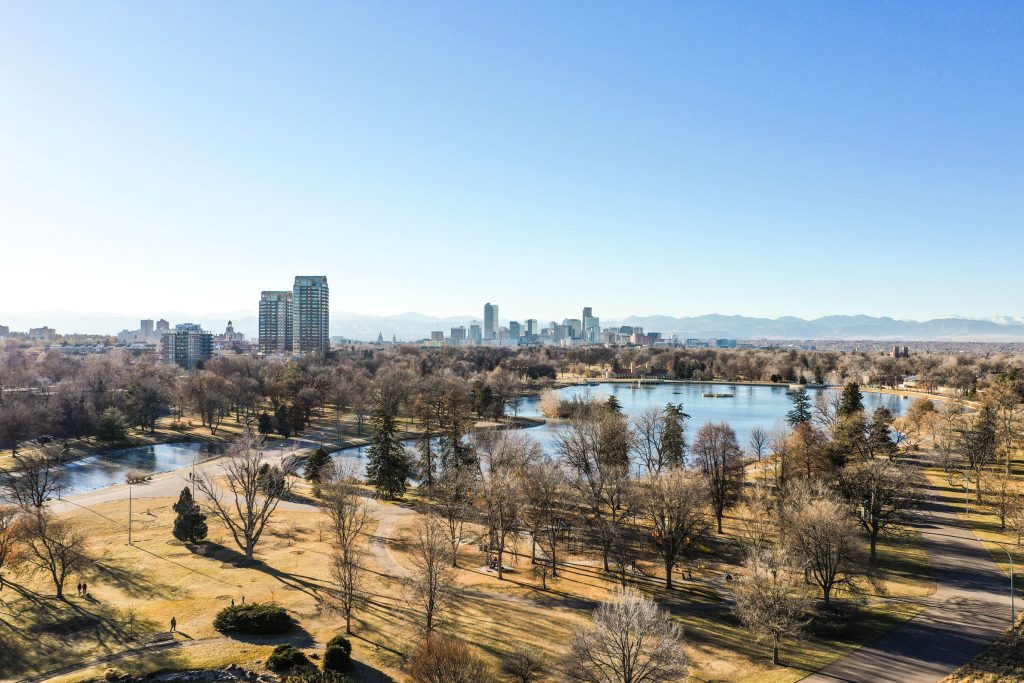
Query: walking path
[[802, 489, 1012, 683]]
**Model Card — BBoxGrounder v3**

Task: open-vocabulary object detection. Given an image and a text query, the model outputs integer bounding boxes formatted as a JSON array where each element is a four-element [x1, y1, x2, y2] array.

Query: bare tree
[[523, 455, 566, 577], [693, 422, 745, 533], [638, 469, 708, 589], [633, 408, 667, 475], [195, 431, 293, 563], [983, 471, 1022, 530], [502, 645, 547, 683], [0, 447, 67, 510], [407, 634, 494, 683], [0, 505, 22, 583], [558, 420, 633, 573], [406, 513, 458, 636], [785, 489, 861, 605], [323, 462, 375, 634], [567, 587, 688, 683], [0, 401, 36, 456], [478, 433, 535, 580], [733, 545, 809, 666], [434, 467, 476, 567], [748, 426, 770, 462], [21, 511, 90, 599], [839, 459, 923, 560]]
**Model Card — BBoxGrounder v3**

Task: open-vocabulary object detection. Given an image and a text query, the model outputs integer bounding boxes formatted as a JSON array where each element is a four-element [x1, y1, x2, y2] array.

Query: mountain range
[[5, 311, 1024, 342]]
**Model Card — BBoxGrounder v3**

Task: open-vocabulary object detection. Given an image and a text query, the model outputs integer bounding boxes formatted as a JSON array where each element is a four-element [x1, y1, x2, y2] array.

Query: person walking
[[170, 616, 177, 632]]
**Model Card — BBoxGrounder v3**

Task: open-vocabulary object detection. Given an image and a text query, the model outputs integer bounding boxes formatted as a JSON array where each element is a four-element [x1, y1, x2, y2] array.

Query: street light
[[988, 539, 1016, 639], [125, 471, 149, 545]]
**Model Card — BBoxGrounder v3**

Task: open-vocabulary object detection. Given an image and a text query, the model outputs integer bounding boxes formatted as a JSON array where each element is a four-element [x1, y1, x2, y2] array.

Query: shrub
[[406, 635, 493, 683], [212, 603, 293, 634], [323, 634, 353, 672], [266, 644, 311, 671]]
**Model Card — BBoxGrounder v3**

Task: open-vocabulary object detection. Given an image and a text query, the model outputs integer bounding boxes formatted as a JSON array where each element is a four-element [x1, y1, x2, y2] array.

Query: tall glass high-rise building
[[292, 276, 330, 354], [484, 302, 499, 340], [259, 290, 293, 354]]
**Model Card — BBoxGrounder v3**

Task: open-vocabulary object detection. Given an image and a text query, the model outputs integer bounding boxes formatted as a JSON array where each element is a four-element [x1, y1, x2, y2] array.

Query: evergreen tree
[[366, 404, 413, 499], [786, 388, 812, 427], [304, 447, 332, 484], [97, 407, 129, 442], [605, 395, 622, 414], [257, 411, 273, 437], [867, 406, 897, 458], [275, 404, 292, 438], [661, 403, 689, 467], [838, 382, 864, 418], [172, 487, 208, 543]]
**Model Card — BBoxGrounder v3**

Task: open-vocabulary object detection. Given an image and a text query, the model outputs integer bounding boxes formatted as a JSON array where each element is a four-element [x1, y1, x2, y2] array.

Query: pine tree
[[304, 447, 332, 484], [786, 388, 812, 426], [661, 403, 689, 467], [257, 411, 273, 437], [605, 395, 622, 413], [838, 383, 864, 418], [172, 487, 208, 543], [366, 408, 413, 499], [97, 407, 129, 442]]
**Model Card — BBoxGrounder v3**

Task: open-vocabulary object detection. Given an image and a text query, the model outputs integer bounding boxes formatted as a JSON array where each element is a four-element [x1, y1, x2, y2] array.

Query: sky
[[1, 1, 1022, 327]]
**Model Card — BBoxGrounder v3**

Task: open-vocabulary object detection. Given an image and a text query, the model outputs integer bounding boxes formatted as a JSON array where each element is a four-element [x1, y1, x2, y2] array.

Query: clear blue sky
[[1, 1, 1021, 324]]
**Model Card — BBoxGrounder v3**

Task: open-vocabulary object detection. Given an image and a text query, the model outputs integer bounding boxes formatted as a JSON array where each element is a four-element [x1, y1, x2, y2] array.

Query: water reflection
[[59, 442, 223, 496]]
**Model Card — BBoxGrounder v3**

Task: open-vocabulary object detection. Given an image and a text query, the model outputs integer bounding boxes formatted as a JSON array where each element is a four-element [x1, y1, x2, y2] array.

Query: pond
[[58, 442, 224, 497]]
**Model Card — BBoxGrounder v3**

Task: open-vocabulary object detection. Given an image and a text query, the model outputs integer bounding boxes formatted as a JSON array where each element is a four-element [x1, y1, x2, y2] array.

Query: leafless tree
[[479, 435, 534, 580], [0, 401, 36, 457], [567, 587, 688, 683], [735, 481, 778, 554], [406, 634, 494, 683], [785, 488, 862, 605], [733, 545, 809, 666], [0, 505, 23, 582], [323, 462, 375, 634], [0, 447, 67, 510], [983, 471, 1022, 530], [633, 408, 667, 475], [502, 645, 547, 683], [21, 511, 90, 599], [637, 469, 708, 589], [195, 431, 293, 563], [523, 455, 566, 577], [692, 422, 745, 533], [748, 426, 770, 462], [558, 420, 634, 572], [434, 467, 476, 567], [839, 459, 923, 560], [406, 512, 458, 636]]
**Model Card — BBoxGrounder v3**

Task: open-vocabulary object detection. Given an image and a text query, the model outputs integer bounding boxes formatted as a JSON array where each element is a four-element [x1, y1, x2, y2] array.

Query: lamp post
[[125, 471, 149, 545], [989, 540, 1016, 639]]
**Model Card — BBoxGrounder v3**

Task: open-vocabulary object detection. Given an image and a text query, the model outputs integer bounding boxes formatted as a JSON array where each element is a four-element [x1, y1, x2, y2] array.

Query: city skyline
[[2, 3, 1022, 321]]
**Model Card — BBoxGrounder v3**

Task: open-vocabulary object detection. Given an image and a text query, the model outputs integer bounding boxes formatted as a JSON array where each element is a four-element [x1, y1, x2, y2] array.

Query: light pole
[[990, 539, 1016, 639]]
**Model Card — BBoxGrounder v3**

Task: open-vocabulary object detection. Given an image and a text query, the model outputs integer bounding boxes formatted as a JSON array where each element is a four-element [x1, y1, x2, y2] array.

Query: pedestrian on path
[[170, 616, 176, 632]]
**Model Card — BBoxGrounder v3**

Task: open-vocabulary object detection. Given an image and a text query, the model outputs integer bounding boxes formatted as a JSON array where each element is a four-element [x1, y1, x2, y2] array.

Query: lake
[[334, 382, 909, 475], [58, 442, 223, 497]]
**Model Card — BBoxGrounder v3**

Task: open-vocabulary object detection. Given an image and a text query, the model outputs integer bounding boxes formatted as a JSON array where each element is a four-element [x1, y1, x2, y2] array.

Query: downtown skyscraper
[[292, 275, 329, 354], [484, 302, 499, 340]]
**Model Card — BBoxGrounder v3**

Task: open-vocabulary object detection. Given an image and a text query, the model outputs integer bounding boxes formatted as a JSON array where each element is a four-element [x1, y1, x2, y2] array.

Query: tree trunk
[[772, 638, 780, 666], [869, 534, 878, 561], [665, 557, 674, 590], [497, 547, 504, 580], [823, 585, 831, 605], [716, 512, 724, 534]]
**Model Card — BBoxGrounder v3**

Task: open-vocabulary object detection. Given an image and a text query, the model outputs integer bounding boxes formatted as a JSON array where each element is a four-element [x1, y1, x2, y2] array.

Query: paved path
[[802, 488, 1012, 683]]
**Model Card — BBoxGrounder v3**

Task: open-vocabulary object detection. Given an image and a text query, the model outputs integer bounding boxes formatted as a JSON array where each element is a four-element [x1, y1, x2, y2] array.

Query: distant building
[[292, 275, 330, 354], [430, 330, 444, 342], [508, 321, 521, 339], [564, 318, 582, 340], [28, 326, 56, 341], [450, 326, 466, 343], [162, 323, 212, 369], [715, 339, 738, 349], [0, 325, 9, 337], [469, 323, 482, 344], [141, 319, 154, 340], [484, 303, 499, 340], [526, 319, 538, 336], [259, 291, 293, 354], [891, 345, 910, 358]]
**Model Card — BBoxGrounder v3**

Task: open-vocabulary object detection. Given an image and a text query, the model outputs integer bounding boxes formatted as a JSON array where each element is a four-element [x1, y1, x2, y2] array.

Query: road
[[802, 487, 1012, 683]]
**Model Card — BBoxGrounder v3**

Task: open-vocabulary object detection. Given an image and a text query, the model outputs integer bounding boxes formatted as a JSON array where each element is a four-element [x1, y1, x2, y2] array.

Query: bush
[[266, 644, 311, 671], [212, 603, 293, 634], [323, 634, 353, 672], [406, 635, 493, 683]]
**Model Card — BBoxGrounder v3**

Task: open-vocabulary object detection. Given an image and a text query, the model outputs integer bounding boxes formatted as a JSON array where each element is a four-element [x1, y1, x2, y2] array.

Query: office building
[[156, 319, 170, 334], [508, 321, 521, 339], [484, 302, 499, 340], [141, 319, 154, 340], [259, 291, 293, 354], [526, 319, 538, 336], [28, 327, 56, 341], [450, 326, 466, 343], [0, 325, 8, 337], [292, 275, 330, 354], [162, 323, 212, 369], [469, 323, 482, 344], [430, 331, 444, 342]]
